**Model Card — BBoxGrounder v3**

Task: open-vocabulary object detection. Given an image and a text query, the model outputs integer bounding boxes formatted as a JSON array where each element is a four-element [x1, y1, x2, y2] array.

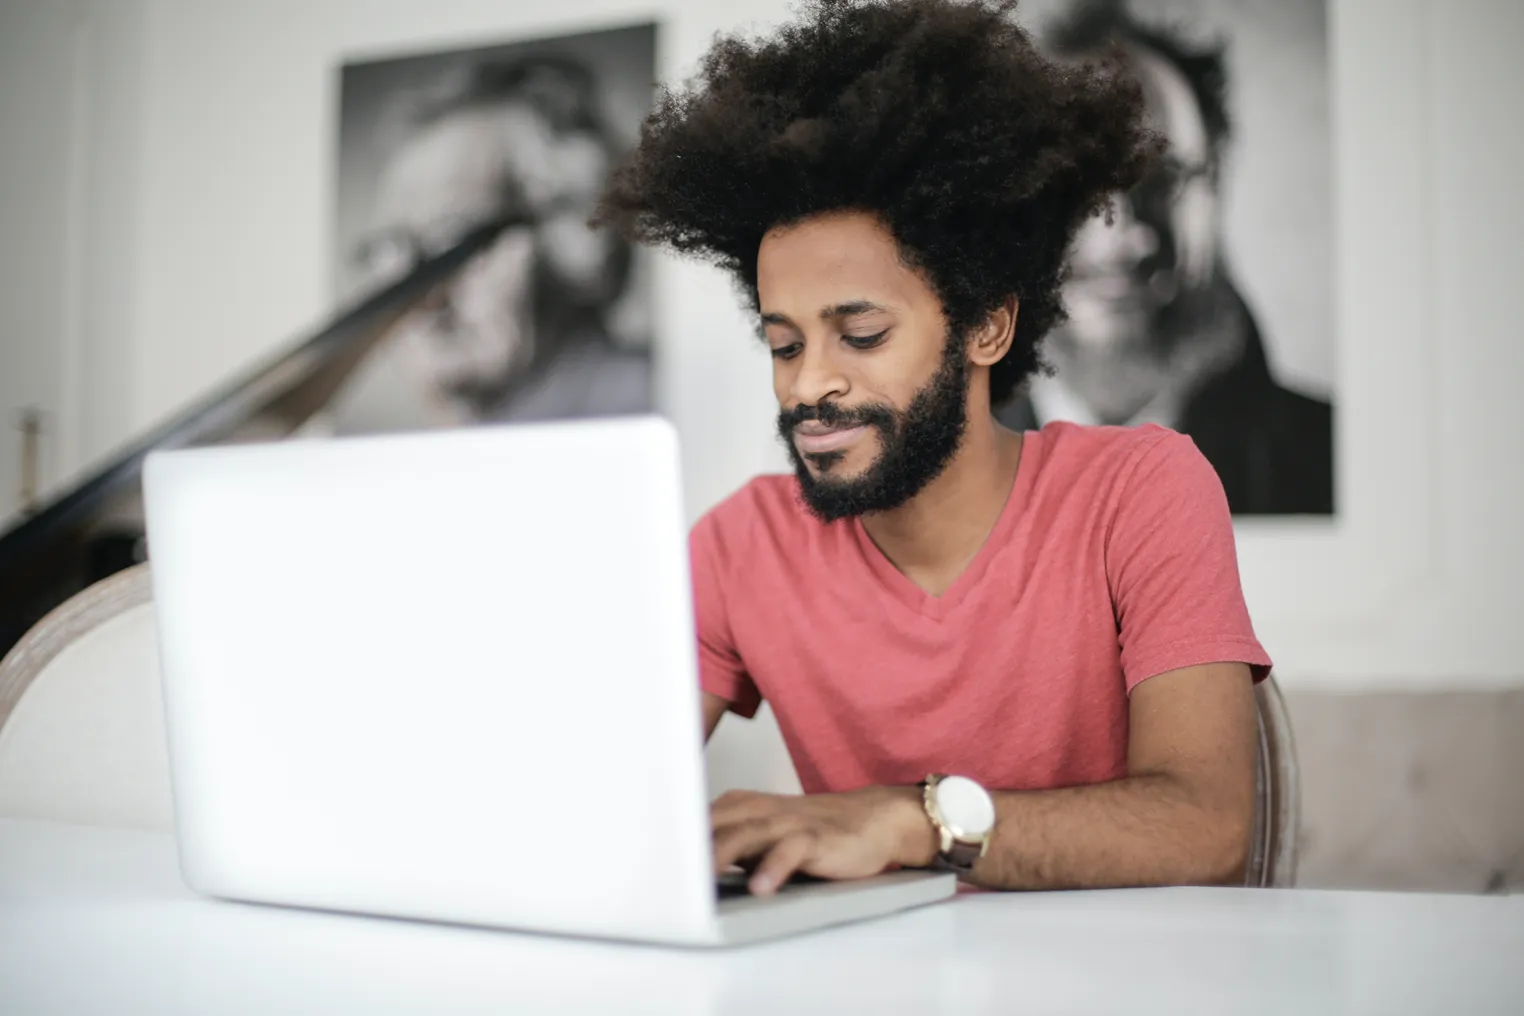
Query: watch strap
[[938, 838, 984, 873]]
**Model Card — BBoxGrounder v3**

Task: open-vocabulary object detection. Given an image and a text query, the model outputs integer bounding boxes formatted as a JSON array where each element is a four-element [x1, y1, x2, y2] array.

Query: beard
[[777, 332, 970, 522]]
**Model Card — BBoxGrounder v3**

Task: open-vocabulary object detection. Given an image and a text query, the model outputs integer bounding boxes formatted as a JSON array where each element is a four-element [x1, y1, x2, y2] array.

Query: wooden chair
[[1246, 676, 1300, 886], [0, 563, 172, 829]]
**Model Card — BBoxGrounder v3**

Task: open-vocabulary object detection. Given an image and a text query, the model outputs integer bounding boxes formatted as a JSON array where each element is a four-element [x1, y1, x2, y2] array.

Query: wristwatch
[[921, 774, 996, 873]]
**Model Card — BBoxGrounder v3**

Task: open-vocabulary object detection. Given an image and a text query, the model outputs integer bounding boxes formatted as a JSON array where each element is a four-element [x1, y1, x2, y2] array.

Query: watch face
[[935, 775, 995, 839]]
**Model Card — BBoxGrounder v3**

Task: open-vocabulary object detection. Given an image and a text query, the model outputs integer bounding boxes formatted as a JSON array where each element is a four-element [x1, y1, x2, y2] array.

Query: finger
[[710, 790, 779, 826], [749, 832, 817, 896], [712, 817, 796, 874]]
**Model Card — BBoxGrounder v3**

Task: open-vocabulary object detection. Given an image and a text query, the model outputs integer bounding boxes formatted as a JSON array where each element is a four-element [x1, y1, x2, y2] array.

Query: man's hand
[[704, 665, 1256, 893], [710, 787, 938, 896]]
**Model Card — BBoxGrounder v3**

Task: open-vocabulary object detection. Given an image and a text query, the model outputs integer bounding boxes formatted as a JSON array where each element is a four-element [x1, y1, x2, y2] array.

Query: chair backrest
[[0, 563, 173, 829], [1246, 675, 1300, 887]]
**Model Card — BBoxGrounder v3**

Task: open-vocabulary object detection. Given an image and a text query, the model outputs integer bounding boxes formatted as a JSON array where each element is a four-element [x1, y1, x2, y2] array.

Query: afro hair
[[595, 0, 1161, 404]]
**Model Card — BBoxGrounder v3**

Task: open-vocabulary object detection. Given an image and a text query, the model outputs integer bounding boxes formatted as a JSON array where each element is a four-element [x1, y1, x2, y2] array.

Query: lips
[[1068, 271, 1142, 301], [793, 423, 869, 455]]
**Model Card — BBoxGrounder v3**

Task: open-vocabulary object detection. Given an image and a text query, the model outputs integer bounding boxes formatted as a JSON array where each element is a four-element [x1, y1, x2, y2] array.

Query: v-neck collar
[[849, 429, 1042, 621]]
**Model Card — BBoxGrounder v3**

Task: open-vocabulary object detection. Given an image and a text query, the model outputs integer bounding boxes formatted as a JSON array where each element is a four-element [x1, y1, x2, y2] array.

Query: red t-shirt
[[690, 422, 1271, 795]]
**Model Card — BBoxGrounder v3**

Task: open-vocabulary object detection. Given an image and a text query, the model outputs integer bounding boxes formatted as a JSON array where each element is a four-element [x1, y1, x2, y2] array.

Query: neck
[[1044, 338, 1176, 425], [858, 412, 1023, 596], [1044, 280, 1247, 425]]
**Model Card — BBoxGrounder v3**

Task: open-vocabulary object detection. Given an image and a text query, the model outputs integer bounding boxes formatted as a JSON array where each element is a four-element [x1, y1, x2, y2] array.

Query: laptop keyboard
[[715, 870, 827, 899]]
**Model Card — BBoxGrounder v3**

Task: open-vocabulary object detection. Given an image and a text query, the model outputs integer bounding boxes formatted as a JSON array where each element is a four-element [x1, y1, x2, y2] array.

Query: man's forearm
[[891, 772, 1251, 890]]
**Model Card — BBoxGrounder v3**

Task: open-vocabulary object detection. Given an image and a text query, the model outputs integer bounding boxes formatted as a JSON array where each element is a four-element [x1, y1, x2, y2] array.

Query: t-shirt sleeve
[[689, 512, 763, 718], [1106, 431, 1273, 692]]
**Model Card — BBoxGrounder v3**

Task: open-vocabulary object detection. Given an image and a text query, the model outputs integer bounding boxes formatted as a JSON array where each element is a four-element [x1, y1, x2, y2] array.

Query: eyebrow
[[760, 300, 894, 329]]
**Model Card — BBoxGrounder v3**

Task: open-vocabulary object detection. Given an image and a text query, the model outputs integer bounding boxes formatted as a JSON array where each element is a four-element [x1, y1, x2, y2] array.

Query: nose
[[785, 338, 849, 408], [1083, 195, 1159, 269], [417, 283, 461, 334]]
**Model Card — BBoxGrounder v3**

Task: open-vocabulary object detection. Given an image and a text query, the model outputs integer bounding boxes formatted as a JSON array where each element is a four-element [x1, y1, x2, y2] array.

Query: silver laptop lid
[[143, 416, 718, 943]]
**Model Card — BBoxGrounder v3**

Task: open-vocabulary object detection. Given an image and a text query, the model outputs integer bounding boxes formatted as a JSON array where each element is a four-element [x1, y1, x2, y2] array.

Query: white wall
[[0, 0, 150, 521], [18, 0, 1524, 693], [0, 0, 81, 525]]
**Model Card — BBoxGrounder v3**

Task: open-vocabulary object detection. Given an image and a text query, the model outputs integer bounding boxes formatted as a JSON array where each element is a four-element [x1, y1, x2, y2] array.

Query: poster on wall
[[1000, 0, 1334, 515], [329, 23, 657, 433]]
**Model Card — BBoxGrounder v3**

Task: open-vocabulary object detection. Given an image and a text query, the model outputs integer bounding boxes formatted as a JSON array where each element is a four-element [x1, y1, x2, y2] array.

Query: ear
[[968, 298, 1018, 368]]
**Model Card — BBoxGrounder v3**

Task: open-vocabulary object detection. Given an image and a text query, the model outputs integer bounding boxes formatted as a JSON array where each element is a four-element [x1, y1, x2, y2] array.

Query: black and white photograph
[[1000, 0, 1334, 515], [329, 23, 658, 433]]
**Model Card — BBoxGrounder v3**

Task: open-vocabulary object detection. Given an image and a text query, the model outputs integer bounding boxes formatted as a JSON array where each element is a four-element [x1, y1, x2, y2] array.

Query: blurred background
[[1, 0, 1520, 892], [329, 23, 657, 431]]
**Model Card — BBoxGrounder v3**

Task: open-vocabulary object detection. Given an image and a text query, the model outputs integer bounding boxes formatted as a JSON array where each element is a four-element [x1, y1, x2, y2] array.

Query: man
[[597, 0, 1271, 894], [348, 56, 650, 427], [996, 0, 1334, 515]]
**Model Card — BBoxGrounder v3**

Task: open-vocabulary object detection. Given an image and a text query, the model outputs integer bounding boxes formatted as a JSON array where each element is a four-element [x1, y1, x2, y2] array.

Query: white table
[[2, 818, 1520, 1015]]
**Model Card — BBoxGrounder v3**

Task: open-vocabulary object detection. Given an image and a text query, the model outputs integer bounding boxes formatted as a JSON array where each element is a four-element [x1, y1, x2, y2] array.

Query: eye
[[843, 330, 888, 351], [770, 342, 803, 361]]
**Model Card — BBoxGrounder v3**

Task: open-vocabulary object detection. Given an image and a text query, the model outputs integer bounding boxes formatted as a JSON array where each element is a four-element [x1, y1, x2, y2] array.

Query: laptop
[[141, 416, 954, 947]]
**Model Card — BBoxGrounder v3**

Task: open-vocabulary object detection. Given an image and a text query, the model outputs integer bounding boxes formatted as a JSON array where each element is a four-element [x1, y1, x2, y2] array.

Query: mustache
[[777, 400, 897, 434]]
